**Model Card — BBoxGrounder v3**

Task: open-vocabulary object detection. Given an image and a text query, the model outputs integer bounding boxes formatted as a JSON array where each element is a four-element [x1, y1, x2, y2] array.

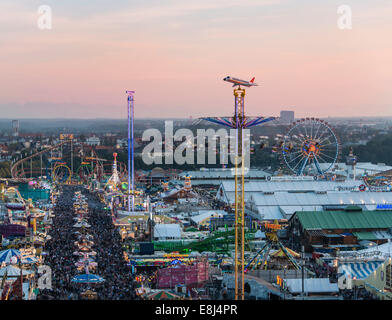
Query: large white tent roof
[[219, 179, 363, 194], [179, 168, 269, 179], [249, 190, 392, 220], [154, 224, 182, 239], [190, 210, 226, 225], [216, 179, 365, 205]]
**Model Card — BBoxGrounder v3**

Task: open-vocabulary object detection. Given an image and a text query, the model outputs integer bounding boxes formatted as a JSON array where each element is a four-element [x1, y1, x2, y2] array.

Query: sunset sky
[[1, 0, 391, 119]]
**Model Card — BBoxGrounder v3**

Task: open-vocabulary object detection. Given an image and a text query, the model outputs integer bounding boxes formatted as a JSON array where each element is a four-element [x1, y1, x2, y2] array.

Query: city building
[[85, 136, 101, 146], [280, 110, 295, 124], [12, 120, 19, 137]]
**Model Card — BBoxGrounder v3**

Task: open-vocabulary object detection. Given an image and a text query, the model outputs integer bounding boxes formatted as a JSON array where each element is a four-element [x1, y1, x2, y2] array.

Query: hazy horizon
[[1, 115, 392, 121], [1, 115, 392, 120]]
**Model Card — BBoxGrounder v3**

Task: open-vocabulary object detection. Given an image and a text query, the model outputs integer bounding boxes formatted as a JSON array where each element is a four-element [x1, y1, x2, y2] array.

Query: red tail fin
[[250, 77, 255, 83]]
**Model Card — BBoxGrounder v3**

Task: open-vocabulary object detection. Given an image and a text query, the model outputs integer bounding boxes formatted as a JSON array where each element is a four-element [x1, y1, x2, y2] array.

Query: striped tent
[[271, 248, 300, 258], [338, 261, 383, 279], [71, 274, 105, 283], [21, 256, 38, 264], [0, 249, 21, 264]]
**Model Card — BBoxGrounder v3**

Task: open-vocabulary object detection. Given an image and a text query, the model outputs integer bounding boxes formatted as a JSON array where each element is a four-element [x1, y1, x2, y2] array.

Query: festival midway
[[1, 1, 392, 311]]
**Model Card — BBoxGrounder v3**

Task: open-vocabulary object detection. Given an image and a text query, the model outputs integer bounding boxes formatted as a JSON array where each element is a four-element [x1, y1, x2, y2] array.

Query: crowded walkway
[[37, 186, 136, 300]]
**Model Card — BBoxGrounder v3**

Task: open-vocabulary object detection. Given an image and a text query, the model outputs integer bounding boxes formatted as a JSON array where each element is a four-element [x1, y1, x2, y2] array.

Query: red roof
[[18, 133, 43, 137], [95, 146, 114, 150]]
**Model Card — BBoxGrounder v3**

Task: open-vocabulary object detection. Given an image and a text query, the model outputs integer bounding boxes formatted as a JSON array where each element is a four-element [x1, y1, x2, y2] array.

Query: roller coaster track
[[11, 140, 128, 182], [11, 140, 71, 179]]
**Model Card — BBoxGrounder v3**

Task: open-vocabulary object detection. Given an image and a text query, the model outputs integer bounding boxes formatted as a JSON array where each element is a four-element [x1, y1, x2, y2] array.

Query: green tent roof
[[352, 231, 379, 241], [294, 210, 392, 230]]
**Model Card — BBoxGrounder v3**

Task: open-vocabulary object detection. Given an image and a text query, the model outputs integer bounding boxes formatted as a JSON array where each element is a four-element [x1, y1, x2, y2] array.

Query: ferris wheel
[[281, 118, 340, 176]]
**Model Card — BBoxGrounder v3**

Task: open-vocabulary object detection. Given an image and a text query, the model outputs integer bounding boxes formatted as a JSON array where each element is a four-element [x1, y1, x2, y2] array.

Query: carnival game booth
[[156, 257, 209, 289], [75, 258, 97, 273], [128, 252, 202, 278], [80, 289, 98, 300]]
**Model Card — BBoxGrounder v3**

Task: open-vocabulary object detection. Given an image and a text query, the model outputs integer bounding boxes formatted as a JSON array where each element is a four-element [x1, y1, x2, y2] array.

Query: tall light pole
[[302, 245, 305, 299], [126, 91, 135, 212], [71, 137, 73, 183]]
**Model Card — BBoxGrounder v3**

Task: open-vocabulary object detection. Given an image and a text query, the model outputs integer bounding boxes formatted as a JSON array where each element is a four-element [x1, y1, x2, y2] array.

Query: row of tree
[[0, 162, 11, 178], [343, 133, 392, 166]]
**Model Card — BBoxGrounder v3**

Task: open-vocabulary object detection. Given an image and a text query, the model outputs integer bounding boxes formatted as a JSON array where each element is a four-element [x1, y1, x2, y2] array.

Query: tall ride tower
[[233, 88, 246, 300], [200, 77, 276, 299], [126, 91, 135, 212]]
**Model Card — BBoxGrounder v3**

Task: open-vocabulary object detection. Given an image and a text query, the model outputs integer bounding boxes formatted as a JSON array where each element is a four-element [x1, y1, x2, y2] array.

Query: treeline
[[0, 162, 11, 178], [62, 132, 392, 172], [103, 146, 281, 171], [343, 133, 392, 166]]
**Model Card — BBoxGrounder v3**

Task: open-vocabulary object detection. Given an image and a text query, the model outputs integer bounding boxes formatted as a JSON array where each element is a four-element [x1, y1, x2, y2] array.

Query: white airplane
[[223, 76, 258, 87]]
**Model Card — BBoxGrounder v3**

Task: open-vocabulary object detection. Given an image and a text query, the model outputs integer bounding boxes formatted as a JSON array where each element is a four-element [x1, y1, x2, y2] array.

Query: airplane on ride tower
[[223, 76, 258, 88]]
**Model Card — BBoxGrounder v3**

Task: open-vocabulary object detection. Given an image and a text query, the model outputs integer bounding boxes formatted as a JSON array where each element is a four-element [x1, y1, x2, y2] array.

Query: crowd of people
[[341, 287, 378, 300], [84, 188, 136, 299], [34, 185, 380, 301], [37, 186, 136, 300]]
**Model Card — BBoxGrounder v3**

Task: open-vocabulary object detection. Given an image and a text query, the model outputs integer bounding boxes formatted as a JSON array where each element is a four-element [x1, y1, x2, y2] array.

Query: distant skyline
[[1, 0, 392, 119]]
